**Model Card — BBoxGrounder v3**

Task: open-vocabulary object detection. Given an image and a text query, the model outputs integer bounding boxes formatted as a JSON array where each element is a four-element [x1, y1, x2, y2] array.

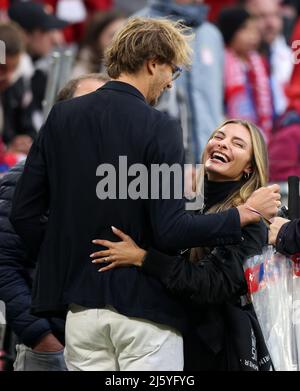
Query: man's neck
[[114, 74, 148, 102]]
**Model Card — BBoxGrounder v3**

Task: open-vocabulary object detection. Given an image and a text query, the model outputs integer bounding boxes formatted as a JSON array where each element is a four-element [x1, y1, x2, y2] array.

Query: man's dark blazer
[[10, 81, 242, 331]]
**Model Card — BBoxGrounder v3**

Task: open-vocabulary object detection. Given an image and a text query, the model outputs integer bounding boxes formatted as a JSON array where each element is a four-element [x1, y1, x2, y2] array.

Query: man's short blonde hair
[[105, 17, 193, 79]]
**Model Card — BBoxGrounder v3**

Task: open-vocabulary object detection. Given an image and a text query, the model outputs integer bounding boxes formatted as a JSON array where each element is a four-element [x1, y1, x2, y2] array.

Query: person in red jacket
[[286, 13, 300, 113], [268, 6, 300, 181]]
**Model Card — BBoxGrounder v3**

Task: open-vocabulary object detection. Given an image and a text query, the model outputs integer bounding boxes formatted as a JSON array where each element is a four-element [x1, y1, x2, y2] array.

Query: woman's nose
[[217, 141, 228, 149]]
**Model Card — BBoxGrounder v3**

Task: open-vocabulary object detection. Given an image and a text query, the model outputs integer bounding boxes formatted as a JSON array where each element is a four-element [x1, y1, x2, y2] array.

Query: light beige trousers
[[64, 304, 183, 371]]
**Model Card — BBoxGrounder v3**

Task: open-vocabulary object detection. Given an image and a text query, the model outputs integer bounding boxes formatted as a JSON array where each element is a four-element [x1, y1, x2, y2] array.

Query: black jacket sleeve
[[0, 163, 52, 347], [9, 106, 53, 259], [146, 117, 242, 253], [276, 219, 300, 256], [141, 221, 267, 305]]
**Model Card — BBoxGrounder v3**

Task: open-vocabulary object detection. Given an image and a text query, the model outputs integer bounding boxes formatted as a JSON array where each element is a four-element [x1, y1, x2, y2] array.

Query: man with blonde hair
[[136, 0, 225, 163], [10, 17, 280, 371]]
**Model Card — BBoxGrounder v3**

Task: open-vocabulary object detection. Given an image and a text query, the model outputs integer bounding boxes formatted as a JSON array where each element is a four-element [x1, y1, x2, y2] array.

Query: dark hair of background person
[[78, 10, 125, 72], [0, 22, 24, 56], [283, 0, 300, 16], [55, 73, 110, 102], [217, 6, 252, 46]]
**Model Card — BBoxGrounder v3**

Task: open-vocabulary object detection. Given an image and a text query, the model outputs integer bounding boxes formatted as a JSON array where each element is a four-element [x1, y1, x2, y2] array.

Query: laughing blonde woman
[[91, 119, 275, 371]]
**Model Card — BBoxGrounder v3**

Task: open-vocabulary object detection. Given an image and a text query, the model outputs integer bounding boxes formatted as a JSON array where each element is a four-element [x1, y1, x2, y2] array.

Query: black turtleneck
[[203, 176, 244, 212]]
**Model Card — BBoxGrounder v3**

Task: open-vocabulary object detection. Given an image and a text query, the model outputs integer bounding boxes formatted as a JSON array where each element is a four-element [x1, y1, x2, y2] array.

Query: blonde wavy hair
[[104, 17, 193, 79], [191, 119, 268, 261]]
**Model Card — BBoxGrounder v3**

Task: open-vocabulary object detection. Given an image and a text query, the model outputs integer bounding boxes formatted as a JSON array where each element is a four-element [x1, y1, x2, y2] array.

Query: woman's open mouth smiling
[[209, 151, 230, 164]]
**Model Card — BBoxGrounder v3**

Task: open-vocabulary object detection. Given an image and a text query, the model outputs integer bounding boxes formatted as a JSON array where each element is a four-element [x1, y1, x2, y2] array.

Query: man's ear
[[146, 59, 157, 76]]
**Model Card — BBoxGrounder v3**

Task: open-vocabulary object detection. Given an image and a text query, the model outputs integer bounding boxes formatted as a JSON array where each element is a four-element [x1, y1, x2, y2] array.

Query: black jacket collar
[[100, 81, 146, 102]]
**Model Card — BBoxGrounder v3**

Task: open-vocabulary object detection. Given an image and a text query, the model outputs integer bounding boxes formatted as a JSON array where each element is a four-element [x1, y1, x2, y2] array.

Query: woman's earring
[[244, 172, 250, 180]]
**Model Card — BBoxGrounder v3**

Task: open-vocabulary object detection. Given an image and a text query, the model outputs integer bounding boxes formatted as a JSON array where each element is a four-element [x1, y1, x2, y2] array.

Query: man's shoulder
[[55, 91, 99, 110], [48, 91, 100, 124], [50, 90, 179, 134]]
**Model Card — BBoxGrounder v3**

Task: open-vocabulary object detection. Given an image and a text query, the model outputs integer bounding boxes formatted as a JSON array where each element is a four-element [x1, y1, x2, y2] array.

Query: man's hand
[[269, 217, 290, 246], [237, 184, 281, 226], [32, 333, 64, 353]]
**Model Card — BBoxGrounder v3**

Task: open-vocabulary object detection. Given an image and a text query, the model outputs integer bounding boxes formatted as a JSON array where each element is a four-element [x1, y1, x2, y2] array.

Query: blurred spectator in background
[[286, 0, 300, 104], [136, 0, 225, 163], [39, 0, 113, 44], [245, 0, 293, 118], [8, 1, 68, 132], [72, 10, 125, 77], [281, 0, 299, 43], [206, 0, 240, 22], [0, 72, 107, 371], [0, 22, 36, 172], [268, 110, 300, 181], [218, 6, 273, 141], [84, 0, 112, 12], [269, 2, 300, 181], [114, 0, 147, 16], [56, 72, 109, 101], [0, 0, 8, 21]]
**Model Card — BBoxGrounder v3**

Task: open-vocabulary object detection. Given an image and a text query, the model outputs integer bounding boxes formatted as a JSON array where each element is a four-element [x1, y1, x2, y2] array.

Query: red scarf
[[224, 49, 273, 141]]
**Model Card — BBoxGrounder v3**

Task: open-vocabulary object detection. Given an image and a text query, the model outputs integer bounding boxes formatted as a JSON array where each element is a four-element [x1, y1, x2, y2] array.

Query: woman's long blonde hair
[[191, 119, 268, 260]]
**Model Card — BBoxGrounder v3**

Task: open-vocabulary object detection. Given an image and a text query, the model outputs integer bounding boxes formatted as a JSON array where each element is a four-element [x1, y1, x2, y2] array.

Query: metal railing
[[42, 48, 76, 122]]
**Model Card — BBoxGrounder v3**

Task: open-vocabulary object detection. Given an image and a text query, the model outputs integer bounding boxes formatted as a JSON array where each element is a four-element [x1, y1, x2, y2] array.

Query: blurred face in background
[[50, 29, 65, 48], [246, 0, 282, 45], [0, 53, 20, 92], [73, 78, 107, 97], [229, 18, 261, 58], [26, 29, 57, 58], [9, 134, 33, 155], [97, 18, 125, 53]]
